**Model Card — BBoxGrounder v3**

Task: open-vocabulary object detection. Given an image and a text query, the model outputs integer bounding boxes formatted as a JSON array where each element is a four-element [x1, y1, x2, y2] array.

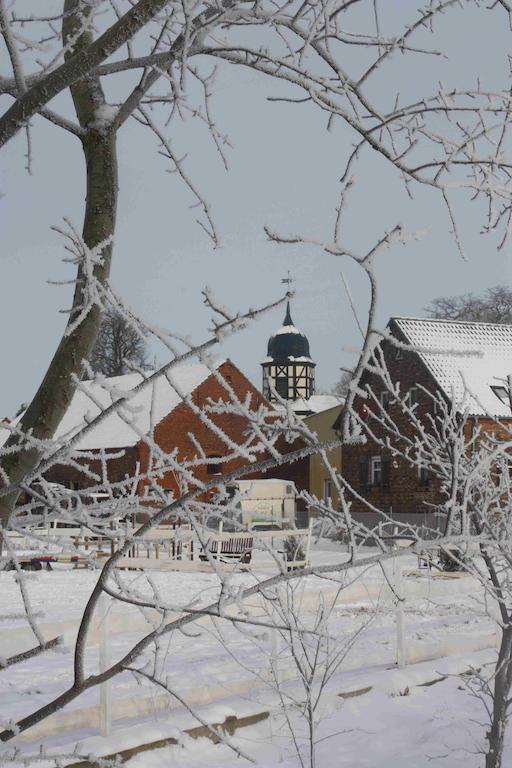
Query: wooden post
[[393, 553, 406, 669], [305, 519, 313, 567], [98, 594, 112, 736], [271, 623, 281, 688]]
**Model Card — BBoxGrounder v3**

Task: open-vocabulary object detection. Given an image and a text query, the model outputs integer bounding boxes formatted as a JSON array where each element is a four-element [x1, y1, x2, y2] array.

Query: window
[[370, 456, 382, 486], [286, 485, 294, 496], [360, 455, 390, 490], [275, 376, 288, 398], [417, 464, 429, 487], [408, 387, 418, 407], [323, 479, 333, 502], [380, 391, 391, 411], [206, 456, 223, 475], [491, 385, 510, 406]]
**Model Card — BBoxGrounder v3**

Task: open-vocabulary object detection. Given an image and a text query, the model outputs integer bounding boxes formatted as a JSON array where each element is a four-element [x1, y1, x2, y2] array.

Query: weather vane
[[281, 271, 294, 293]]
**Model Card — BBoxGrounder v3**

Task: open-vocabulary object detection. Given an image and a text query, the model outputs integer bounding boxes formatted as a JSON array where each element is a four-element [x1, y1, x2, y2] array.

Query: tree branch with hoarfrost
[[0, 214, 489, 764], [2, 1, 512, 765]]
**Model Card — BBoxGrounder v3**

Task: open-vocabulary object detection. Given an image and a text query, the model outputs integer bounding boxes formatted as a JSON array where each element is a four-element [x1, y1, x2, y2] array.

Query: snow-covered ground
[[0, 542, 507, 766], [123, 661, 498, 768]]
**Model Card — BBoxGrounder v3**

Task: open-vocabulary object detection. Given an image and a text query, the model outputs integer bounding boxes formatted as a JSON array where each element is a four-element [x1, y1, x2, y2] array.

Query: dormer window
[[491, 386, 510, 406]]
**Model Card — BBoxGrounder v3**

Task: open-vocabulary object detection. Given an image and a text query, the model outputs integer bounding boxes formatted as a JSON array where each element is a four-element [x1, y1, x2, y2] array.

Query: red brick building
[[340, 317, 512, 532], [37, 360, 276, 500]]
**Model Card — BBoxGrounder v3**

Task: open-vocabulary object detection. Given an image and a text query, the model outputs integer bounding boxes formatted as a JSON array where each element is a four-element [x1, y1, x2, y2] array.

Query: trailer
[[225, 479, 297, 530]]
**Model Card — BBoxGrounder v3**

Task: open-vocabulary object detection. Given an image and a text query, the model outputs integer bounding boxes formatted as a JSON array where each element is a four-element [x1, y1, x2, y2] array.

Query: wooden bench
[[200, 535, 254, 564]]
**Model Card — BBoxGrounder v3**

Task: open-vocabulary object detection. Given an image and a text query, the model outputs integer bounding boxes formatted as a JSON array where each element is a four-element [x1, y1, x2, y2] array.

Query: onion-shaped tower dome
[[262, 302, 315, 402]]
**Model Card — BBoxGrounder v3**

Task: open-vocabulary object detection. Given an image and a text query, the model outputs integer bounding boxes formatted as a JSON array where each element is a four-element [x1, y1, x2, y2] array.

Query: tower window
[[275, 377, 288, 398]]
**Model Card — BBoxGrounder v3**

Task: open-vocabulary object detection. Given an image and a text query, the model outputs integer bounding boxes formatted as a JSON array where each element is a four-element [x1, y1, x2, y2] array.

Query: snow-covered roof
[[297, 395, 342, 414], [274, 324, 302, 336], [265, 302, 313, 364], [0, 363, 215, 452], [391, 317, 512, 418], [275, 394, 342, 416]]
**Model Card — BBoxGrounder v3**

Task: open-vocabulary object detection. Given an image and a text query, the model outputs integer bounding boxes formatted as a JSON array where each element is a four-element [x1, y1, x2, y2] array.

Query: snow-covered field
[[125, 660, 498, 768], [0, 543, 508, 766]]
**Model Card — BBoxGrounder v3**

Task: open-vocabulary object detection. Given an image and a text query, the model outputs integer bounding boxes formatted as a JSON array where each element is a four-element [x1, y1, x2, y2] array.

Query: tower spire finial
[[284, 300, 293, 327], [281, 270, 294, 293], [281, 271, 294, 326]]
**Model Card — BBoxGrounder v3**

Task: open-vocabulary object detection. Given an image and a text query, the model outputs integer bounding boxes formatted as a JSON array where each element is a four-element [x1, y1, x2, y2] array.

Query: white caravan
[[225, 479, 297, 530]]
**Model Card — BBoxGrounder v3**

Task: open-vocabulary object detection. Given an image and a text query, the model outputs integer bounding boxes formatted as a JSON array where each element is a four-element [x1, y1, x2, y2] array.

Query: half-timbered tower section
[[262, 302, 316, 404]]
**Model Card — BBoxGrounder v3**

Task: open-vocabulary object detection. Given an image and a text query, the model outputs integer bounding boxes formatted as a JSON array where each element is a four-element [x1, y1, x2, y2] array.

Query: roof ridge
[[81, 359, 223, 385], [391, 316, 512, 329]]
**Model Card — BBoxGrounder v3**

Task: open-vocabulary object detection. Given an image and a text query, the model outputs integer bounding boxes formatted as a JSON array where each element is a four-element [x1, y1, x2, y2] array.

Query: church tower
[[262, 302, 316, 403]]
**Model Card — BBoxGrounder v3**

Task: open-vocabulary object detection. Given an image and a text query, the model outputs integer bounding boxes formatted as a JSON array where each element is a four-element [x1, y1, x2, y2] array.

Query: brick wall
[[342, 332, 448, 526], [137, 360, 277, 498], [47, 446, 139, 491], [43, 360, 313, 508], [342, 331, 512, 530]]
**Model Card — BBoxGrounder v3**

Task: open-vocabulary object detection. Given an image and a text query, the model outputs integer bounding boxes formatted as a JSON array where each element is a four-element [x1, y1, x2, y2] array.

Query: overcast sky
[[1, 2, 511, 416]]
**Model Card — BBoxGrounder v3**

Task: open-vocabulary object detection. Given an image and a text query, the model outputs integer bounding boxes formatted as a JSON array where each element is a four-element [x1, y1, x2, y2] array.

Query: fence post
[[98, 594, 112, 736], [271, 624, 281, 689], [305, 518, 313, 567], [393, 552, 406, 669]]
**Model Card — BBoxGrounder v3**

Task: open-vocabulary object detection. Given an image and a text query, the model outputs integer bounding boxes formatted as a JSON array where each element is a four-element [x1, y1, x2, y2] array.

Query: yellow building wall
[[304, 404, 342, 512]]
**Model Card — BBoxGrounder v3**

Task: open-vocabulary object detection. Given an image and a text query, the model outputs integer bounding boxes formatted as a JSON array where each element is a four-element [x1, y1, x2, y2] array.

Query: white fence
[[3, 569, 498, 743]]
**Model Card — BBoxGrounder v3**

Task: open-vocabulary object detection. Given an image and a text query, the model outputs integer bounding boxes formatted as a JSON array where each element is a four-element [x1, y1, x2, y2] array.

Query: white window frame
[[323, 478, 333, 502], [370, 456, 382, 486]]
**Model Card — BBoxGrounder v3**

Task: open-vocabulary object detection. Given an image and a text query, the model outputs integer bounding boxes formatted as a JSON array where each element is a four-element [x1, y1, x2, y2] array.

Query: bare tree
[[0, 233, 509, 764], [2, 1, 512, 764], [425, 285, 512, 324], [331, 370, 352, 399], [0, 226, 451, 758], [89, 307, 149, 376]]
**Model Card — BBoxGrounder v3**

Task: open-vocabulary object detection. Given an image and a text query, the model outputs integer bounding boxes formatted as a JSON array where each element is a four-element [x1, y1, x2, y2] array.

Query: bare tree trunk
[[486, 625, 512, 768], [0, 1, 118, 539]]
